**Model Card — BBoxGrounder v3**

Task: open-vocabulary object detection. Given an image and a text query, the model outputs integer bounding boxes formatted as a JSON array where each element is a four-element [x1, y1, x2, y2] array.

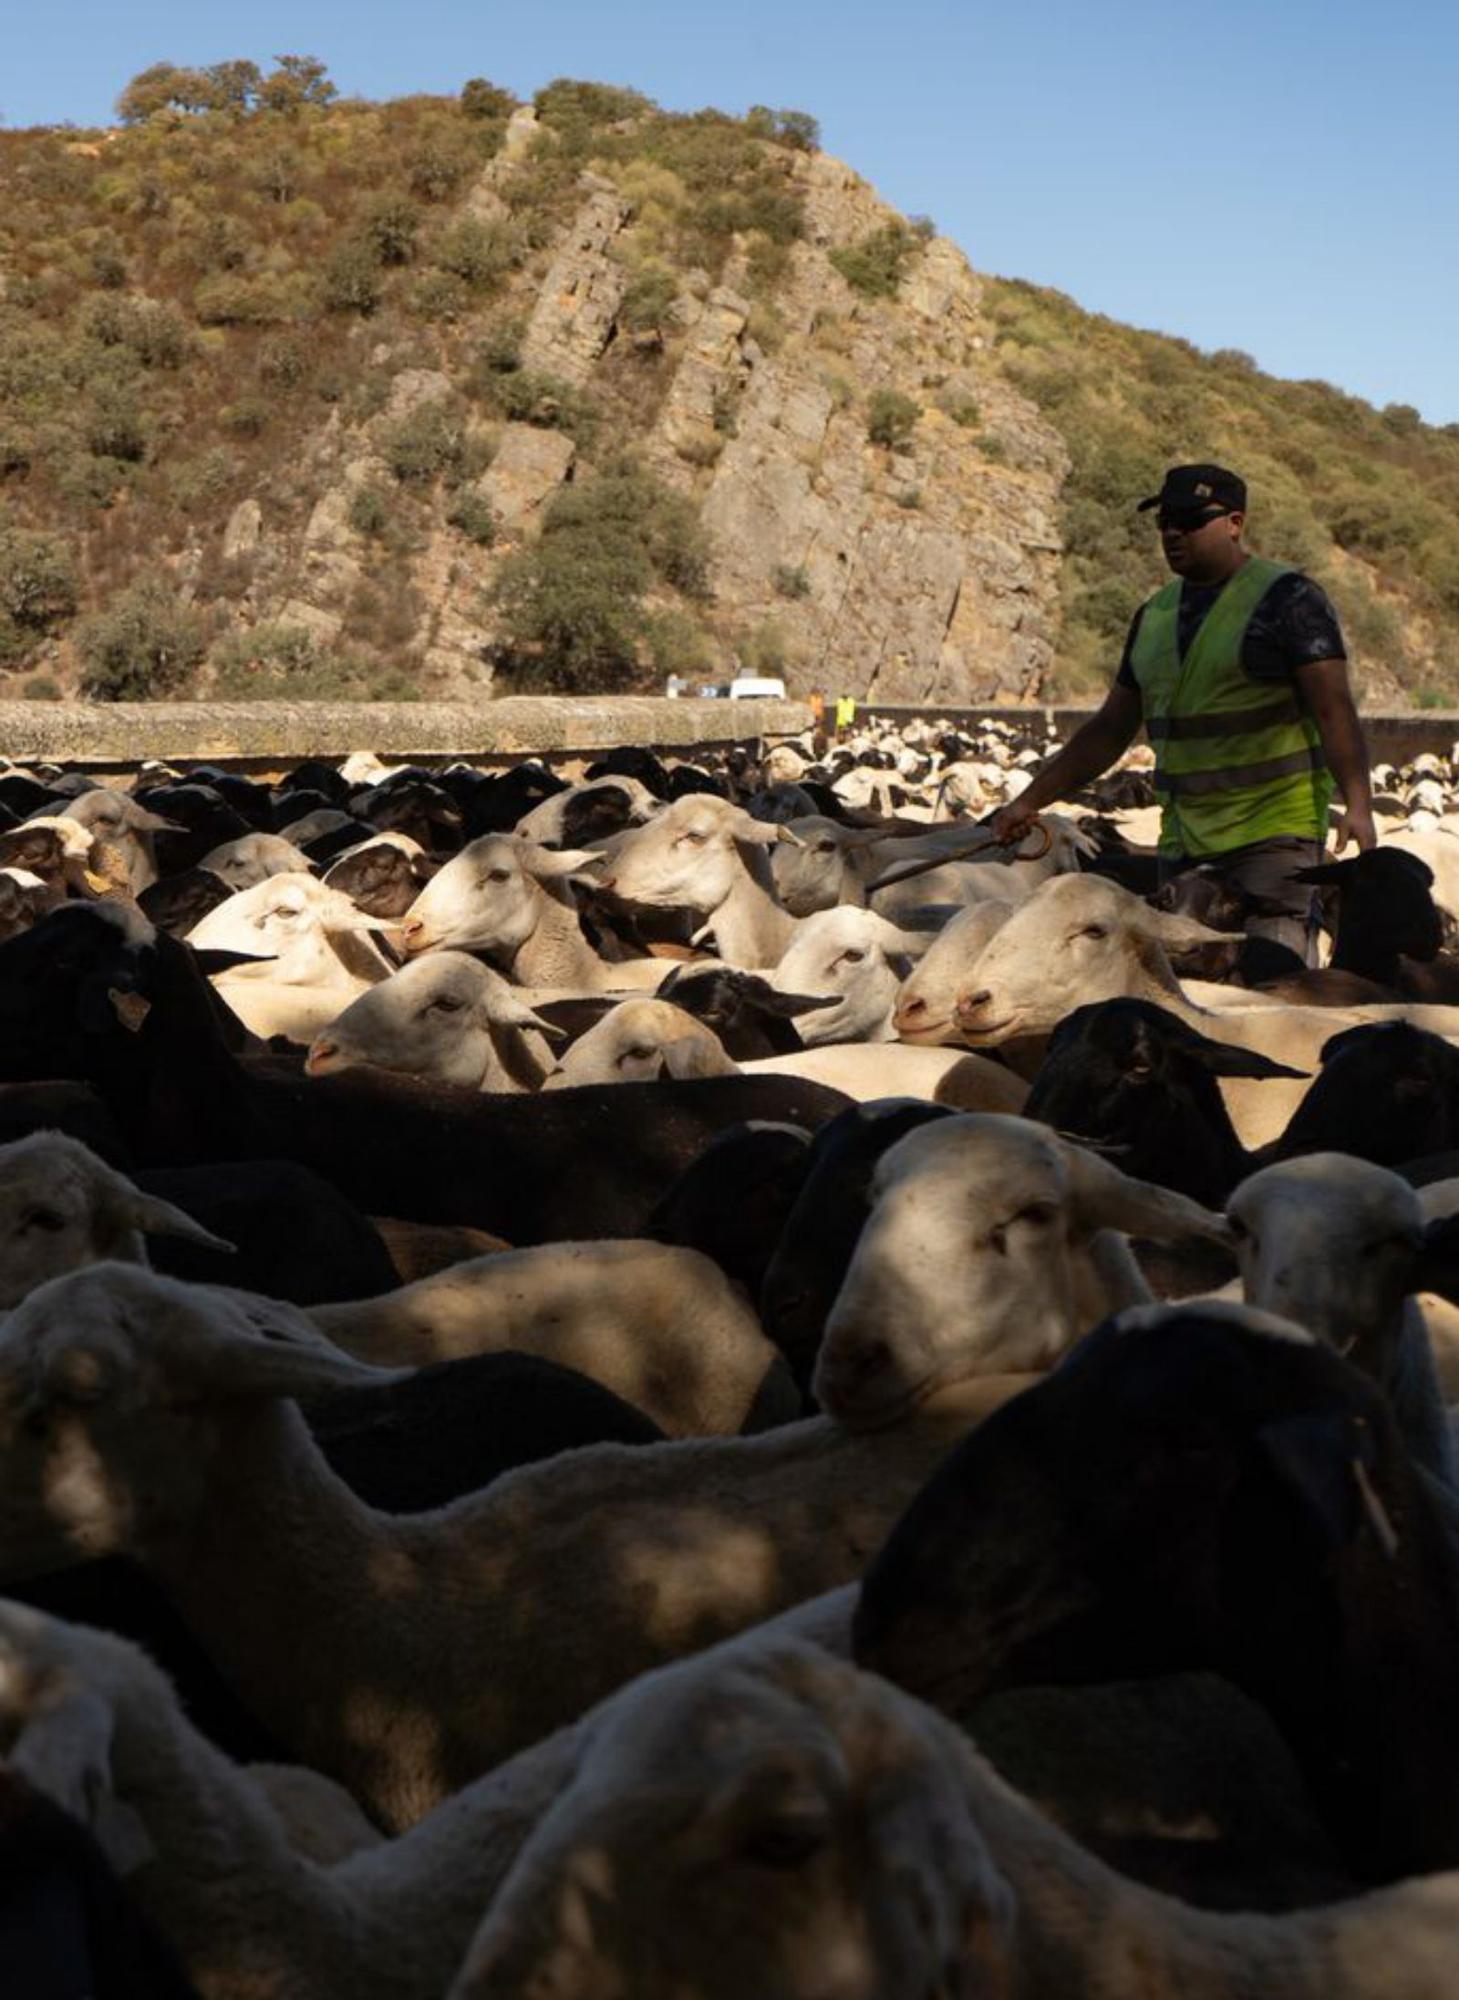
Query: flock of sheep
[[3, 714, 1459, 1993]]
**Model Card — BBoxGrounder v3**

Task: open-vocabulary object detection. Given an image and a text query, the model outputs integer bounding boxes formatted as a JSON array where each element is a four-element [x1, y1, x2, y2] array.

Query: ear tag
[[109, 989, 152, 1034]]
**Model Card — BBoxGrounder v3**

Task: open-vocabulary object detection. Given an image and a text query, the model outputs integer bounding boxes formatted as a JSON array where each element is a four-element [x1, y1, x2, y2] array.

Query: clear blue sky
[[9, 0, 1457, 423]]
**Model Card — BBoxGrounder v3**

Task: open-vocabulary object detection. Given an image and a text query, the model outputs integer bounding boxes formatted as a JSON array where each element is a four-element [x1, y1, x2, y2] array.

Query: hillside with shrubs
[[1, 58, 1456, 706]]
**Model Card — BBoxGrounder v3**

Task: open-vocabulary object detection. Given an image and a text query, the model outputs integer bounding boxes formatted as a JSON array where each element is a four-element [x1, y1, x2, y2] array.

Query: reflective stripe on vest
[[1128, 557, 1334, 857]]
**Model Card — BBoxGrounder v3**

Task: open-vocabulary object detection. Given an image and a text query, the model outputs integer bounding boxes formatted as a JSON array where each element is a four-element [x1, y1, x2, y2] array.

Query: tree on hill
[[116, 54, 333, 125]]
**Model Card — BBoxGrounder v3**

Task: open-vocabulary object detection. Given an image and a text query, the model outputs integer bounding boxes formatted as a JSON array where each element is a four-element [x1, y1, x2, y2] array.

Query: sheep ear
[[1055, 1137, 1231, 1244], [758, 988, 840, 1018], [662, 1035, 737, 1080], [1293, 859, 1355, 887], [526, 848, 605, 879], [198, 1293, 392, 1403], [1181, 1038, 1309, 1081], [867, 914, 932, 959], [125, 1190, 236, 1254], [730, 813, 800, 848], [126, 810, 186, 835], [479, 987, 564, 1037], [1137, 908, 1245, 949]]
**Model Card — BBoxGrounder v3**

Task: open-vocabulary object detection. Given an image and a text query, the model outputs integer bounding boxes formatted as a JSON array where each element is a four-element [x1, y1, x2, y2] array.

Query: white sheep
[[0, 1596, 586, 2000], [306, 951, 560, 1092], [604, 794, 802, 966], [197, 832, 317, 890], [0, 1260, 1025, 1829], [453, 1632, 1459, 2000], [541, 996, 740, 1086], [1227, 1152, 1456, 1486], [768, 906, 923, 1046], [938, 873, 1459, 1147], [186, 872, 395, 1041], [816, 1112, 1228, 1426], [43, 786, 180, 894], [513, 775, 662, 845], [399, 832, 665, 991], [0, 1129, 232, 1306], [308, 1239, 797, 1438]]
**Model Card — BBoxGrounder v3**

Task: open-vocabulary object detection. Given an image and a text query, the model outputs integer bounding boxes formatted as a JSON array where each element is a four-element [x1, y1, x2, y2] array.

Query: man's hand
[[986, 798, 1040, 847], [1334, 804, 1378, 853]]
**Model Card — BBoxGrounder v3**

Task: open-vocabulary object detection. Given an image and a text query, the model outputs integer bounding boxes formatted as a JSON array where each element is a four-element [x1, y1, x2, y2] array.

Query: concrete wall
[[0, 696, 813, 768]]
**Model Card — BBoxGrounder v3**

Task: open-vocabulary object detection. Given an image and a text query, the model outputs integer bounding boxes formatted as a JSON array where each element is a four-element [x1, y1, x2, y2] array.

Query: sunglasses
[[1157, 506, 1231, 534]]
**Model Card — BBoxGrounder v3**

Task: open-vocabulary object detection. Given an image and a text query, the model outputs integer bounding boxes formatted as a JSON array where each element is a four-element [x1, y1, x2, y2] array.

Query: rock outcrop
[[237, 139, 1067, 705]]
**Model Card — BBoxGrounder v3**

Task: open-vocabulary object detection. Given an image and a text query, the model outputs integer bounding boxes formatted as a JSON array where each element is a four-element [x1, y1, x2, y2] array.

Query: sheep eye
[[838, 948, 866, 966], [428, 996, 465, 1014], [1076, 924, 1108, 941], [621, 1046, 656, 1063], [815, 840, 837, 854], [741, 1814, 831, 1868], [1227, 1215, 1250, 1242], [1014, 1203, 1057, 1228], [18, 1208, 66, 1235], [485, 868, 511, 884]]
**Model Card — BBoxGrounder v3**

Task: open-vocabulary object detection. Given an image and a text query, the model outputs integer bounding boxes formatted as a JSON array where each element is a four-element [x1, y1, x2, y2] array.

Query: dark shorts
[[1158, 836, 1325, 965]]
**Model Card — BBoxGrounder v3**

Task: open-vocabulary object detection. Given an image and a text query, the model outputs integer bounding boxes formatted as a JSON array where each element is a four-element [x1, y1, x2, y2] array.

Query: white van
[[728, 675, 787, 700]]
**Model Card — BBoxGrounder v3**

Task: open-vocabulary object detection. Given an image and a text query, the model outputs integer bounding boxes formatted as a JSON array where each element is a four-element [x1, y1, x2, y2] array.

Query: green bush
[[446, 488, 498, 545], [407, 270, 471, 321], [494, 536, 651, 690], [257, 333, 312, 388], [405, 143, 471, 203], [494, 457, 714, 690], [461, 78, 516, 121], [76, 576, 207, 699], [360, 193, 421, 267], [477, 368, 597, 445], [193, 274, 295, 325], [220, 396, 270, 437], [0, 524, 77, 627], [772, 562, 811, 599], [348, 482, 392, 537], [619, 262, 679, 331], [533, 78, 653, 145], [433, 216, 516, 287], [85, 387, 148, 462], [22, 676, 63, 700], [321, 238, 381, 315], [470, 321, 523, 378], [377, 398, 464, 481], [830, 222, 923, 300], [866, 389, 920, 450]]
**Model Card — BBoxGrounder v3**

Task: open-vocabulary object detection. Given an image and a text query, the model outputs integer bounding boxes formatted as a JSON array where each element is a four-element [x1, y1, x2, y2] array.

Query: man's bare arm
[[988, 680, 1144, 843], [1293, 658, 1376, 851]]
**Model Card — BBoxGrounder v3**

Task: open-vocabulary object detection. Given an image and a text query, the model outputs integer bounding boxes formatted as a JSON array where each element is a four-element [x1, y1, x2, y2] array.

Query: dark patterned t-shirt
[[1115, 569, 1346, 691]]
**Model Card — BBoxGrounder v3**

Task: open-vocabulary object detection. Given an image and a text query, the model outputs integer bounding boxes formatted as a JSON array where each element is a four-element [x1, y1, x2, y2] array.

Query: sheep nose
[[954, 988, 992, 1022], [897, 994, 927, 1021], [399, 917, 426, 949], [305, 1040, 337, 1076]]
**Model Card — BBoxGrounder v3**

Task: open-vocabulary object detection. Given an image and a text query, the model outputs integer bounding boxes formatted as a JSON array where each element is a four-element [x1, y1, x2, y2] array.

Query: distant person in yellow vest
[[990, 464, 1375, 961], [834, 694, 857, 740]]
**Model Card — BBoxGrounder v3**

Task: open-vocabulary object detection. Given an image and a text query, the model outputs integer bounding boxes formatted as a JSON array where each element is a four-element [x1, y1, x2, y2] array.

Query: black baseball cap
[[1136, 464, 1247, 514]]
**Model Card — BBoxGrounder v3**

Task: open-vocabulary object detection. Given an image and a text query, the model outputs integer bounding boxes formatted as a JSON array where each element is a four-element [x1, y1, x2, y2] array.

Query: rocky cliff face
[[248, 125, 1068, 705]]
